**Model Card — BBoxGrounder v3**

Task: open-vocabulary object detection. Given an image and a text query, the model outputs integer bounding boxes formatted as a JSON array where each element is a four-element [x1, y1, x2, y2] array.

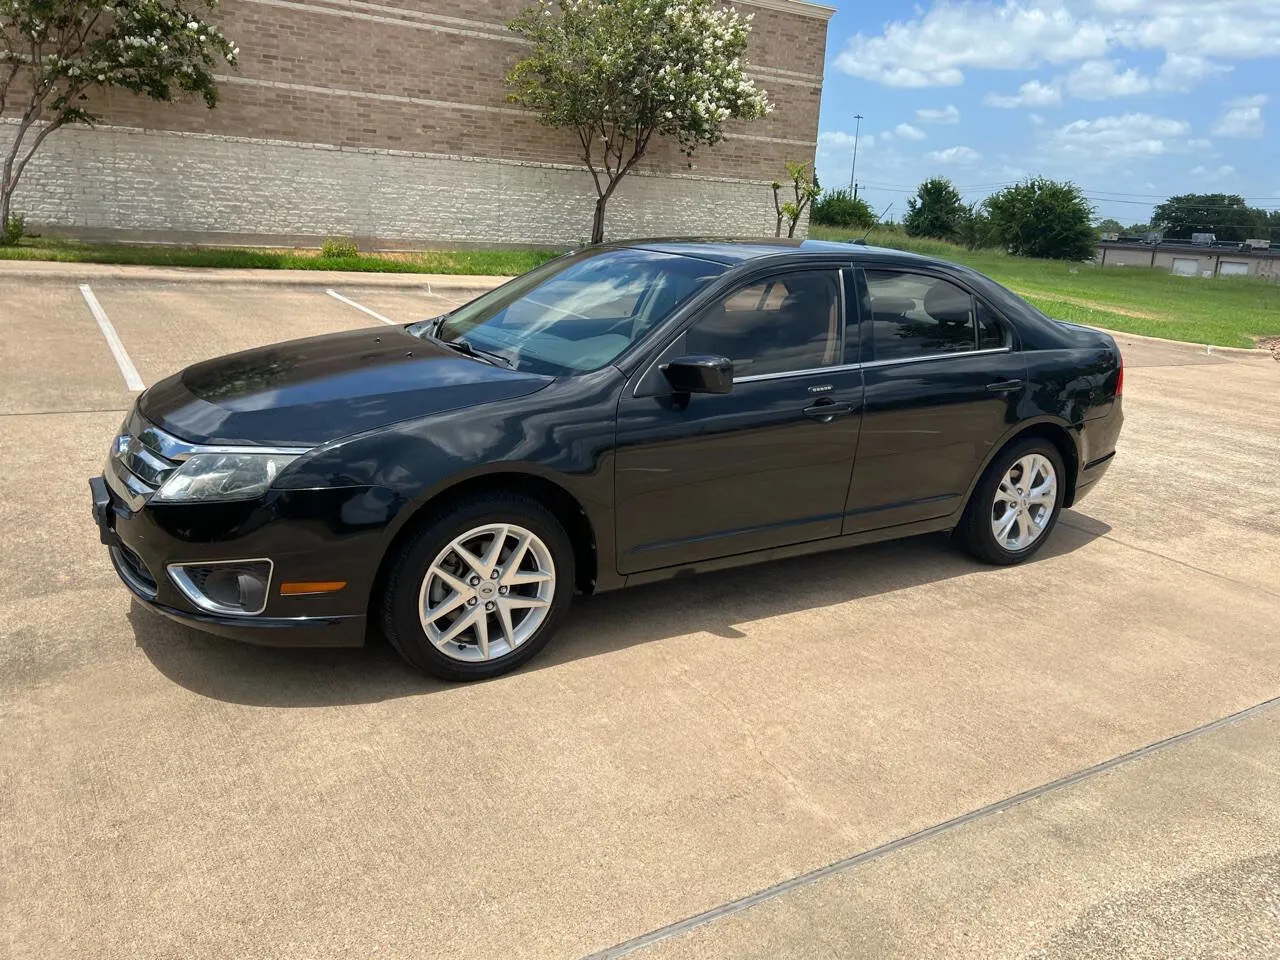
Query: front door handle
[[803, 399, 854, 422], [986, 379, 1024, 393]]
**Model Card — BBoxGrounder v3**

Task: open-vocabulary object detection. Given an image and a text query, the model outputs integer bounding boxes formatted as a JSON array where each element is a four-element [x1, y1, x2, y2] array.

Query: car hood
[[139, 325, 553, 446]]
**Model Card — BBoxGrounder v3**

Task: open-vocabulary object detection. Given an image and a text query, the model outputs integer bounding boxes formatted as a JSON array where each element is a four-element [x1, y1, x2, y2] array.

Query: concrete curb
[[0, 259, 512, 292], [1087, 324, 1270, 358]]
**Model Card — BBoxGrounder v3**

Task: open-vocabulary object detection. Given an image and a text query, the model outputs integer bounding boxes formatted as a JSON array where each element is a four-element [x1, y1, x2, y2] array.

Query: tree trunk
[[591, 194, 608, 245], [0, 188, 11, 241]]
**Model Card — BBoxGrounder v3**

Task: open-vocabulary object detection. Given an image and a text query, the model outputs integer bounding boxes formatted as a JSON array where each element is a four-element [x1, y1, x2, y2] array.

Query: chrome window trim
[[862, 345, 1012, 369], [729, 346, 1013, 384], [168, 558, 275, 617], [734, 361, 863, 384]]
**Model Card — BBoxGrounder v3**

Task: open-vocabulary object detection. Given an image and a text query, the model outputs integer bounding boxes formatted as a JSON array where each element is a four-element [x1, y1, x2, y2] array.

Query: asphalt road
[[2, 263, 1278, 959]]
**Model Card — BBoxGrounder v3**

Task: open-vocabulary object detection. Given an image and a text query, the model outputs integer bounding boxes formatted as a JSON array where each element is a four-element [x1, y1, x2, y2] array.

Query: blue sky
[[811, 0, 1279, 226]]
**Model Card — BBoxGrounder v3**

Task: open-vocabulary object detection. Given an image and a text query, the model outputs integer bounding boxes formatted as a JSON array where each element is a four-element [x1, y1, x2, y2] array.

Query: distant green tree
[[984, 178, 1095, 260], [1151, 194, 1269, 243], [1094, 218, 1124, 236], [1125, 221, 1151, 234], [956, 202, 993, 250], [903, 177, 965, 241], [810, 187, 874, 229]]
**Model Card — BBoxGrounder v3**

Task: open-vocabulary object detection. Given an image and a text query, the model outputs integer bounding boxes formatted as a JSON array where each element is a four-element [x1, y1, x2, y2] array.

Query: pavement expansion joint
[[581, 693, 1280, 960]]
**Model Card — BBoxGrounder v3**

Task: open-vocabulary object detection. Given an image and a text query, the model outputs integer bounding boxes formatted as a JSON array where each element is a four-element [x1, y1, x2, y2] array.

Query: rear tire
[[380, 493, 575, 681], [954, 438, 1065, 565]]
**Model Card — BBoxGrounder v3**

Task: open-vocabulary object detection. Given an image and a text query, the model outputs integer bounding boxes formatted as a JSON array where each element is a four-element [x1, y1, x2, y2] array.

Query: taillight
[[1115, 356, 1124, 397]]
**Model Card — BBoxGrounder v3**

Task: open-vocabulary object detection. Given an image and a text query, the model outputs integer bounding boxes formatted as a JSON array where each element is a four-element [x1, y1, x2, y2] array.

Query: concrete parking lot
[[3, 262, 1279, 959]]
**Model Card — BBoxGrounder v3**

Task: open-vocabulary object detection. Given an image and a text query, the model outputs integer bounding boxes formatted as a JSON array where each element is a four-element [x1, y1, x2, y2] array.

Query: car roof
[[616, 237, 935, 267]]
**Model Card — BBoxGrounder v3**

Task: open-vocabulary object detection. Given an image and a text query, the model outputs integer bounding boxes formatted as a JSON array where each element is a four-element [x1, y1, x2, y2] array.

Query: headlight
[[153, 452, 300, 503]]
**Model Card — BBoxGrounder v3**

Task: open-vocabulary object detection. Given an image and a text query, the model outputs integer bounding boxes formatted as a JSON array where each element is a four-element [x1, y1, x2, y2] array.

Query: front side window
[[865, 270, 997, 361], [413, 248, 726, 375], [683, 270, 842, 378]]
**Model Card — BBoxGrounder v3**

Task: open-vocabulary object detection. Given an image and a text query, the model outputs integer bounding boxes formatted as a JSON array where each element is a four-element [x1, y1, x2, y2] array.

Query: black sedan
[[91, 239, 1123, 680]]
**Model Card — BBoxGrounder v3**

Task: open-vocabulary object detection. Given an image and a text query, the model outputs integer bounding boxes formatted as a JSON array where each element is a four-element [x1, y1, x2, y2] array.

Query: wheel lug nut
[[498, 586, 508, 595], [485, 601, 495, 611], [491, 570, 501, 579], [467, 597, 477, 606], [469, 576, 480, 586]]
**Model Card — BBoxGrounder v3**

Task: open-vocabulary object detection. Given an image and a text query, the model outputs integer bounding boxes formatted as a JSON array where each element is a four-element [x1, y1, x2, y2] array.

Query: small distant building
[[1097, 240, 1280, 280]]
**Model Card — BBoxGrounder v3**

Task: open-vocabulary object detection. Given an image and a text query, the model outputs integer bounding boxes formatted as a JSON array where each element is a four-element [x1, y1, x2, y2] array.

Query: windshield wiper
[[438, 336, 513, 368]]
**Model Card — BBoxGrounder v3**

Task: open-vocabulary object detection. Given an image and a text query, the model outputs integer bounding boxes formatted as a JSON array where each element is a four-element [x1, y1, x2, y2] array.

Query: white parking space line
[[79, 283, 144, 392], [325, 289, 397, 325]]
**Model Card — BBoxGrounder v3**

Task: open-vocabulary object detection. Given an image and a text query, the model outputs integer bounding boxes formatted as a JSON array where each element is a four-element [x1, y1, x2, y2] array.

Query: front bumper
[[91, 474, 384, 648]]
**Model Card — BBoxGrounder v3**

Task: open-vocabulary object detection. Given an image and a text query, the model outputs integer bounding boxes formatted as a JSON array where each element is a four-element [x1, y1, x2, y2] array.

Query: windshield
[[410, 248, 726, 375]]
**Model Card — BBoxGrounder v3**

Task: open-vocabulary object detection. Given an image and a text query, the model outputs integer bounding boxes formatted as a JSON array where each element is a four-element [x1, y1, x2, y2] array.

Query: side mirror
[[662, 355, 734, 395]]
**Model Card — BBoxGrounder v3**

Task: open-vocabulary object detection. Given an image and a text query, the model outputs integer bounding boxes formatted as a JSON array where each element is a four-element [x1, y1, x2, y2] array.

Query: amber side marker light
[[280, 581, 348, 596]]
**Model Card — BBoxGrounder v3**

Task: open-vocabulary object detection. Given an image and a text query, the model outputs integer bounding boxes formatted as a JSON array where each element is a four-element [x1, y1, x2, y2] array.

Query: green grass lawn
[[809, 224, 1280, 349], [0, 236, 557, 277]]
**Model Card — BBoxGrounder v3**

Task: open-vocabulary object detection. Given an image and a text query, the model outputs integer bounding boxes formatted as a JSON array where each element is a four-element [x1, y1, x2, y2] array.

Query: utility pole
[[848, 114, 863, 192]]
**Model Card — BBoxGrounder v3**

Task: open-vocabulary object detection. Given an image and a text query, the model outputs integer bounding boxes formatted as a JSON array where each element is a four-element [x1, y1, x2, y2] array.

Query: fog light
[[168, 559, 273, 616]]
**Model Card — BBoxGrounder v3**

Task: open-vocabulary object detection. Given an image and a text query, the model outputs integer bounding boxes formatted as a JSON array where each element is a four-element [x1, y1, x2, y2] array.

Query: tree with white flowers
[[507, 0, 771, 244], [0, 0, 237, 240]]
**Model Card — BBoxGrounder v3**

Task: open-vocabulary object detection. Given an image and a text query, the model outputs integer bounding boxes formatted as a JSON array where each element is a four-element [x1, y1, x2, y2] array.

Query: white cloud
[[1154, 53, 1233, 92], [1052, 113, 1195, 157], [1212, 94, 1267, 137], [985, 79, 1062, 108], [834, 1, 1107, 87], [1029, 113, 1046, 125], [892, 123, 928, 141], [916, 105, 961, 125], [1066, 59, 1151, 99], [926, 146, 982, 164], [1190, 164, 1236, 182], [833, 0, 1280, 89], [814, 131, 865, 154]]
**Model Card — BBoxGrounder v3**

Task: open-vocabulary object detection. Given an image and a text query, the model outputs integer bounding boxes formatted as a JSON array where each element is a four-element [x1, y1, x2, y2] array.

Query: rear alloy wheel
[[382, 495, 574, 680], [955, 438, 1065, 565]]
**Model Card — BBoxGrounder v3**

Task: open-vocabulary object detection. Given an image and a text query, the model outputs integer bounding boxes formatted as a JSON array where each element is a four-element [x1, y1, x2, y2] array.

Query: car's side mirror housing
[[662, 356, 734, 395]]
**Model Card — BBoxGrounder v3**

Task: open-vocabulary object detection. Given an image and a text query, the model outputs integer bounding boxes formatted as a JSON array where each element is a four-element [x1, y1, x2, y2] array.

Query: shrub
[[985, 178, 1095, 260], [904, 177, 965, 241], [320, 237, 360, 258], [2, 215, 24, 246], [811, 189, 875, 229]]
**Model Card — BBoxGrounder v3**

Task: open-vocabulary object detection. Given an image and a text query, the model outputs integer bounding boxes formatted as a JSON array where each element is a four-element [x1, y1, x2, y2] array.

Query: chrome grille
[[106, 414, 184, 508]]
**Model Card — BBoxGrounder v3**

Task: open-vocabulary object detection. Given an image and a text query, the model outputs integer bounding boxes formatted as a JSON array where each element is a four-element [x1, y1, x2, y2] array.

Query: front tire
[[954, 438, 1065, 565], [380, 493, 575, 681]]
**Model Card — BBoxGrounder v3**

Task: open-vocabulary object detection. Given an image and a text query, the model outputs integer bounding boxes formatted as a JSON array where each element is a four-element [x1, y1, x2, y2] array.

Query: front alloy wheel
[[419, 523, 555, 662], [382, 493, 574, 680]]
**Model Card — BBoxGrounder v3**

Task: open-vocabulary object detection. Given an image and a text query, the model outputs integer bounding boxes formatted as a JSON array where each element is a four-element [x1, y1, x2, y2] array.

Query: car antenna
[[853, 202, 894, 245]]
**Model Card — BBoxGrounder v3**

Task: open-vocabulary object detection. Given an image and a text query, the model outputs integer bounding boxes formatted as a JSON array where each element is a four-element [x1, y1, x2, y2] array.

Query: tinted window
[[865, 270, 977, 360], [415, 249, 726, 375], [684, 270, 842, 377], [976, 300, 1006, 349]]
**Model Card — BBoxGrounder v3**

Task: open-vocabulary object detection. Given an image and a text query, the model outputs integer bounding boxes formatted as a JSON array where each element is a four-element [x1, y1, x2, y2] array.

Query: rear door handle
[[803, 400, 854, 422], [986, 379, 1024, 393]]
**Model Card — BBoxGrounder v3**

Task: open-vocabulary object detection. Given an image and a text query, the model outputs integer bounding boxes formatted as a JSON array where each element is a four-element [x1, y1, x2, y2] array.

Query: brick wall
[[2, 0, 832, 244]]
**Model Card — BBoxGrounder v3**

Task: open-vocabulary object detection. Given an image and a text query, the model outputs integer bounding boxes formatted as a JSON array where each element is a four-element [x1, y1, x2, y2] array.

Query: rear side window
[[864, 270, 1003, 360]]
